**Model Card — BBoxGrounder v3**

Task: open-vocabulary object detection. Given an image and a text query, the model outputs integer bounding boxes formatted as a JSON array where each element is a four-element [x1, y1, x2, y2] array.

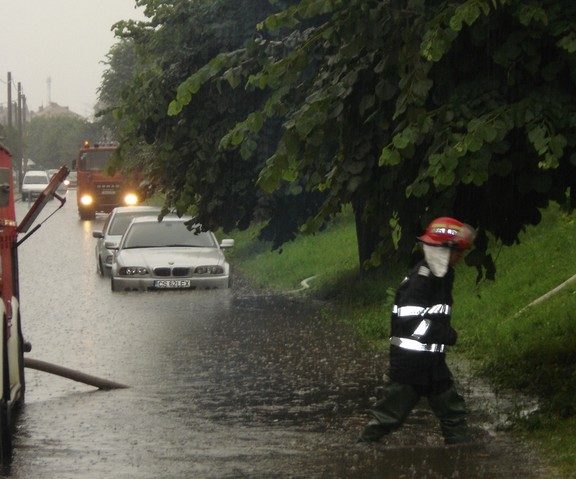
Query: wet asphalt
[[0, 190, 552, 478]]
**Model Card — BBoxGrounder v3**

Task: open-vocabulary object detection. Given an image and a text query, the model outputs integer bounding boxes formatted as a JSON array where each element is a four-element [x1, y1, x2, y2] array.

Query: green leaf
[[167, 100, 182, 116], [230, 128, 246, 146], [379, 147, 402, 166], [406, 180, 430, 198], [240, 138, 257, 160], [516, 4, 548, 26], [557, 32, 576, 53], [466, 134, 483, 153], [392, 132, 410, 149], [528, 125, 548, 155], [282, 166, 298, 182], [548, 134, 567, 158]]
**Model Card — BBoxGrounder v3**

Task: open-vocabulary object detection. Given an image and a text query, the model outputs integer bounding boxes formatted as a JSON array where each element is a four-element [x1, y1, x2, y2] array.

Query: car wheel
[[97, 256, 105, 276], [111, 278, 120, 292]]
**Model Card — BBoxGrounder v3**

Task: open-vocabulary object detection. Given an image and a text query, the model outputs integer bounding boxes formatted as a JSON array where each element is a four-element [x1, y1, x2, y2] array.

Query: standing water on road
[[1, 191, 549, 478]]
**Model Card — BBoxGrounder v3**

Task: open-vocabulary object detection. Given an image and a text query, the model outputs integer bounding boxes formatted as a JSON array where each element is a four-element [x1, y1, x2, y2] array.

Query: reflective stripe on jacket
[[388, 259, 458, 386]]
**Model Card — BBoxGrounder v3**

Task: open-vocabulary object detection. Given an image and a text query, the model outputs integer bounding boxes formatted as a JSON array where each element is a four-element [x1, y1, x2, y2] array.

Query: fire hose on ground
[[24, 357, 128, 390]]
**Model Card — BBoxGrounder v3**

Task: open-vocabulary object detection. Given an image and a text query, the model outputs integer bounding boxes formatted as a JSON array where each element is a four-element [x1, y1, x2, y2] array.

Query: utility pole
[[7, 72, 12, 129]]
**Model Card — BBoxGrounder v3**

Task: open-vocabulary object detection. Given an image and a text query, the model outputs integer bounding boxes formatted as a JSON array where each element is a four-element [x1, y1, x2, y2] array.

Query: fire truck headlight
[[80, 194, 93, 206], [123, 193, 138, 206]]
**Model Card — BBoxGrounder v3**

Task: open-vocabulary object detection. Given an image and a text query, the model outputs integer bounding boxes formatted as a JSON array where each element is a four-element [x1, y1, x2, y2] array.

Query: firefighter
[[358, 217, 476, 445]]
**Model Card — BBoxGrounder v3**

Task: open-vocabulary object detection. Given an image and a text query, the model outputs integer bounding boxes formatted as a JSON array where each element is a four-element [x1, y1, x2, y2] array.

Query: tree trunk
[[352, 196, 381, 278]]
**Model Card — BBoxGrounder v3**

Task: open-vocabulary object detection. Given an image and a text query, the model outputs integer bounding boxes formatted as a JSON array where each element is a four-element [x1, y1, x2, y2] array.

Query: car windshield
[[23, 175, 48, 184], [108, 211, 160, 236], [122, 222, 216, 249]]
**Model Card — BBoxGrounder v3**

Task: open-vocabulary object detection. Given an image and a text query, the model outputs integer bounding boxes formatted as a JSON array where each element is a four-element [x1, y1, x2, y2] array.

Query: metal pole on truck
[[16, 83, 22, 193], [22, 94, 26, 182]]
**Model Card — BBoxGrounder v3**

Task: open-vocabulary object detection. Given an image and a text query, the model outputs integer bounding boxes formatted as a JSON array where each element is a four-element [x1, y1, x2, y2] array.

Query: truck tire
[[79, 208, 95, 220], [14, 310, 26, 407], [0, 400, 12, 465], [0, 335, 12, 465]]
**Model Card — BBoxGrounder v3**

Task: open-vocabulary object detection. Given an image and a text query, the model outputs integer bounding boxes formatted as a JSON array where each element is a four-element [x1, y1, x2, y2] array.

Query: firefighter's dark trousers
[[358, 380, 469, 444]]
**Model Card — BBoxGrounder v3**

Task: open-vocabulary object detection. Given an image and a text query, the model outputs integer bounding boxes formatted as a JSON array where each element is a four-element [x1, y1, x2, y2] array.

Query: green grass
[[230, 213, 359, 291], [523, 417, 576, 477], [231, 202, 576, 475]]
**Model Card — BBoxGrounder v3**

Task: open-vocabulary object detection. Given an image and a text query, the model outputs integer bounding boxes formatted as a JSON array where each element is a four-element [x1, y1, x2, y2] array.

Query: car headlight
[[80, 194, 93, 205], [119, 266, 149, 276], [194, 265, 224, 274], [123, 193, 138, 206], [63, 179, 70, 186]]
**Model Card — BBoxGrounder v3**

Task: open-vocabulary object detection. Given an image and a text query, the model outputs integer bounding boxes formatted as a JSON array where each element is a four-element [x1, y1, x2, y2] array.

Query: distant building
[[31, 102, 82, 120]]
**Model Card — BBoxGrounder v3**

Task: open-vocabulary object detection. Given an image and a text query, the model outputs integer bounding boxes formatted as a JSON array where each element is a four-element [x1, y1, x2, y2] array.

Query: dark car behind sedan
[[92, 206, 162, 276]]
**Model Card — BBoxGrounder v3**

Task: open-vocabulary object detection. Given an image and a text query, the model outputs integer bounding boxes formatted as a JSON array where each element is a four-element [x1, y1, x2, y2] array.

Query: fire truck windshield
[[79, 150, 113, 171]]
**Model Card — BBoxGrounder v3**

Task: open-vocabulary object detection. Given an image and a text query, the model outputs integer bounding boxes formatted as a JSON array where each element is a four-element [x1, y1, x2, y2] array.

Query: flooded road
[[0, 191, 550, 477]]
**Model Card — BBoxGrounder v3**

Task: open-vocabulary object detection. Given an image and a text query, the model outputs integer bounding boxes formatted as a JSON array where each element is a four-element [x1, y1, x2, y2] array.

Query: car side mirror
[[220, 239, 235, 249], [105, 241, 119, 250], [92, 230, 103, 239]]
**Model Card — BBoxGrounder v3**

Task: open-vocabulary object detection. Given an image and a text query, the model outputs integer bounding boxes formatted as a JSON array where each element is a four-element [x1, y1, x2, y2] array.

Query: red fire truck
[[0, 143, 68, 463], [74, 141, 140, 220]]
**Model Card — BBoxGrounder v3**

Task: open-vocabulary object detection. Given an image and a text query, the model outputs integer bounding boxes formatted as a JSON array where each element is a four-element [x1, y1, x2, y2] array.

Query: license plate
[[101, 190, 117, 195], [154, 280, 191, 289]]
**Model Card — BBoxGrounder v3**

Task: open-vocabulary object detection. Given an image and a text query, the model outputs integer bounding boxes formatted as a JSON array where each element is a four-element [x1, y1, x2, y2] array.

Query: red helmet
[[418, 217, 476, 250]]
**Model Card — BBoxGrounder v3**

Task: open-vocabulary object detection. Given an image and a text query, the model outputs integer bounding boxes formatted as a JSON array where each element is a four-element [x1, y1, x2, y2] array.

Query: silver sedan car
[[92, 206, 162, 276], [110, 216, 234, 292]]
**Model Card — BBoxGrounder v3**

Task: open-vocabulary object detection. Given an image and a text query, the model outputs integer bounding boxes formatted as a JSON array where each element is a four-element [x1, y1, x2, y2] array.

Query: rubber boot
[[358, 382, 420, 442], [428, 383, 470, 445]]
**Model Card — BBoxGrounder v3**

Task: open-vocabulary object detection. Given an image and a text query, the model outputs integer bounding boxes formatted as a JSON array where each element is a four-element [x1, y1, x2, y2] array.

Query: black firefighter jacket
[[388, 259, 458, 386]]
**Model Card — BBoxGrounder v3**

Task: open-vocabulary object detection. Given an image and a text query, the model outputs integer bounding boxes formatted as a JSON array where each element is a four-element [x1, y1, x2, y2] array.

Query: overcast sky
[[0, 0, 146, 118]]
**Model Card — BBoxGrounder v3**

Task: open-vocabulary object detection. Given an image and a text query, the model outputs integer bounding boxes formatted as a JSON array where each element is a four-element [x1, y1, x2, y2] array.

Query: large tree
[[166, 0, 576, 278], [105, 0, 318, 242], [104, 0, 576, 279]]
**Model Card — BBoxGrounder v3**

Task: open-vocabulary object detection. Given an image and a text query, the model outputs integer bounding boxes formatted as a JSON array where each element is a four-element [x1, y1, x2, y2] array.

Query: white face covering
[[423, 244, 451, 278]]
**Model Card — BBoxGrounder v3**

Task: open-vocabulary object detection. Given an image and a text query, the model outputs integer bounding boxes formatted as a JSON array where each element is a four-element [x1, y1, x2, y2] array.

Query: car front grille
[[153, 267, 191, 277], [172, 267, 190, 276]]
